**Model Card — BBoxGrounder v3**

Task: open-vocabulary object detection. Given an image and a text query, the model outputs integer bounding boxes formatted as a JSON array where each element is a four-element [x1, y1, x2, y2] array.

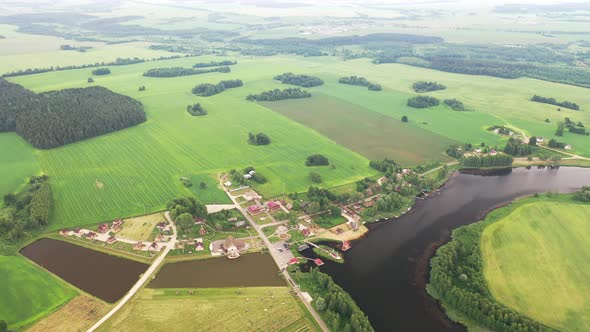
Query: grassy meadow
[[117, 212, 166, 241], [482, 200, 590, 332], [0, 133, 40, 206], [0, 255, 77, 329], [26, 295, 109, 332], [98, 287, 318, 332], [6, 54, 590, 230]]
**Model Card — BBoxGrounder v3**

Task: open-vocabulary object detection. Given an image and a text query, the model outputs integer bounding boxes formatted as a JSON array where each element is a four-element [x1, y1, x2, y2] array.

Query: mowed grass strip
[[264, 93, 456, 165], [98, 287, 318, 332], [482, 201, 590, 332], [117, 212, 166, 241], [26, 295, 109, 332], [0, 255, 77, 329], [0, 133, 40, 205]]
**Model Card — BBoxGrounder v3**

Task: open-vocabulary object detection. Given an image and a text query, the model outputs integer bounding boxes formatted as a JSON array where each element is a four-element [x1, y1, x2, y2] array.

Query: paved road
[[224, 188, 330, 332], [87, 212, 177, 332]]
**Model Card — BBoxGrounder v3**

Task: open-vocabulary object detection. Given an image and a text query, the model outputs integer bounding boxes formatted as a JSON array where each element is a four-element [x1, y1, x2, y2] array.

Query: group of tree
[[187, 103, 207, 116], [193, 60, 236, 68], [60, 44, 92, 52], [547, 138, 567, 149], [412, 81, 446, 92], [229, 167, 267, 186], [565, 117, 587, 135], [338, 75, 382, 91], [167, 197, 207, 233], [248, 132, 271, 145], [246, 88, 311, 102], [2, 56, 183, 78], [531, 95, 579, 110], [444, 98, 467, 111], [461, 154, 514, 167], [143, 66, 230, 77], [309, 171, 322, 183], [91, 68, 110, 75], [290, 267, 374, 332], [138, 85, 146, 91], [274, 72, 324, 87], [407, 95, 440, 108], [191, 79, 243, 97], [503, 138, 532, 156], [429, 214, 547, 332], [0, 78, 146, 149], [370, 158, 399, 177], [574, 186, 590, 202], [488, 125, 511, 136], [446, 144, 465, 159], [1, 175, 52, 252], [306, 154, 330, 166]]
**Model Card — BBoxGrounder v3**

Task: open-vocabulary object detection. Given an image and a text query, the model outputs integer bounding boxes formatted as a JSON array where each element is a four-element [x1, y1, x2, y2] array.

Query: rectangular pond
[[20, 238, 148, 303], [150, 253, 284, 288]]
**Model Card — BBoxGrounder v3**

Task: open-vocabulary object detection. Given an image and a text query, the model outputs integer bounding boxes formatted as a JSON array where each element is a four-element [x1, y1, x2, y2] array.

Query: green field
[[265, 93, 455, 165], [98, 287, 318, 332], [0, 255, 77, 329], [189, 173, 232, 204], [0, 133, 40, 205], [482, 200, 590, 332]]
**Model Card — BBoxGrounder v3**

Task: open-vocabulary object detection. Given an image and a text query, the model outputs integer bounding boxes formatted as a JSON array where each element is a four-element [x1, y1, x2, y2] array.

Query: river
[[304, 167, 590, 331]]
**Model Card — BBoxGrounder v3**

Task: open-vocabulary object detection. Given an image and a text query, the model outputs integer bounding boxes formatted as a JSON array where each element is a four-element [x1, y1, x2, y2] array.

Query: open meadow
[[98, 287, 318, 332], [482, 200, 590, 332], [0, 133, 40, 207], [0, 255, 77, 329]]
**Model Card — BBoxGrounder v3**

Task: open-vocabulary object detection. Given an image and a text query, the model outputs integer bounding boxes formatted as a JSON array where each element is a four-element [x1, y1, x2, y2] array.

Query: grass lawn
[[98, 287, 318, 332], [189, 173, 231, 204], [117, 212, 166, 241], [26, 295, 109, 332], [482, 200, 590, 332], [0, 255, 77, 329], [0, 133, 40, 205]]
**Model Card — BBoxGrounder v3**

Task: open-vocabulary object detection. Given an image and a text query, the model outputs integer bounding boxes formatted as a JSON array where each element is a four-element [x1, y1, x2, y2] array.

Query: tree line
[[461, 154, 514, 167], [274, 72, 324, 87], [407, 95, 440, 108], [187, 103, 207, 116], [429, 208, 549, 332], [547, 139, 567, 149], [246, 88, 311, 102], [0, 79, 146, 149], [1, 56, 183, 78], [412, 81, 446, 92], [91, 68, 111, 75], [338, 76, 382, 91], [143, 66, 230, 77], [191, 79, 243, 97], [1, 175, 52, 253], [531, 95, 579, 110], [193, 60, 236, 68], [290, 267, 374, 332]]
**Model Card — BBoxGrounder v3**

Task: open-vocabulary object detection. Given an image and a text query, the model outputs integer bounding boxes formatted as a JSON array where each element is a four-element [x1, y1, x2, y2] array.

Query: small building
[[314, 258, 325, 266], [475, 148, 482, 153], [490, 150, 498, 156], [156, 222, 168, 230], [97, 223, 109, 233], [247, 205, 262, 215], [133, 241, 143, 250], [86, 231, 97, 240], [224, 181, 232, 187], [194, 217, 205, 224], [248, 170, 255, 175], [349, 220, 360, 231], [59, 229, 69, 236], [565, 144, 572, 150], [195, 238, 204, 251], [342, 241, 351, 251], [228, 217, 238, 222], [267, 201, 281, 211], [199, 224, 208, 236], [301, 228, 310, 237], [223, 236, 246, 259], [235, 220, 246, 227], [149, 242, 159, 251], [288, 258, 300, 265], [73, 228, 81, 234], [106, 236, 117, 244], [112, 219, 123, 227], [537, 137, 544, 143], [243, 174, 252, 179]]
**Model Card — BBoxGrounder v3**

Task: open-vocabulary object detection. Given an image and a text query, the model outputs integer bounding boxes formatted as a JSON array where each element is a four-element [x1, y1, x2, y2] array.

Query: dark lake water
[[304, 167, 590, 332], [20, 238, 148, 302], [150, 253, 283, 288]]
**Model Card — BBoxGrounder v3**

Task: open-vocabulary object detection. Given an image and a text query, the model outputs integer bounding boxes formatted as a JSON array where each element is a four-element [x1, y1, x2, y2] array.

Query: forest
[[187, 103, 207, 116], [407, 96, 440, 108], [246, 88, 311, 101], [0, 78, 146, 149], [274, 72, 324, 87], [412, 81, 446, 93], [143, 66, 230, 77], [338, 76, 382, 91], [193, 60, 236, 68], [191, 79, 243, 97], [531, 95, 580, 110]]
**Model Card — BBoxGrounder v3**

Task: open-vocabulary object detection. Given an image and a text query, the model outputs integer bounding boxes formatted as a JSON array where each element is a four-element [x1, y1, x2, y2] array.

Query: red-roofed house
[[288, 258, 300, 265], [314, 258, 325, 266], [342, 241, 351, 251], [86, 231, 97, 240], [267, 201, 281, 211], [106, 236, 117, 244], [247, 205, 261, 215], [97, 223, 109, 233]]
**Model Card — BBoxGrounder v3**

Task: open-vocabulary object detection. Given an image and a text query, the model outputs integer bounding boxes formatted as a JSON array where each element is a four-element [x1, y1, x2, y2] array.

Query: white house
[[565, 144, 572, 150], [537, 137, 544, 143], [243, 174, 252, 179], [248, 170, 255, 175], [224, 181, 232, 187]]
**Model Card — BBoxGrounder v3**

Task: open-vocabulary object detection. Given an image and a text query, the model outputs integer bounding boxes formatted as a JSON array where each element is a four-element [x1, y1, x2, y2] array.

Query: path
[[87, 212, 177, 332], [223, 186, 330, 332], [420, 161, 459, 177]]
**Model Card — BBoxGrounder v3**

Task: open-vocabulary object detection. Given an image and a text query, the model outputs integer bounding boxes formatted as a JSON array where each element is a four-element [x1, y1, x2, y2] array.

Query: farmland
[[26, 295, 109, 332], [98, 287, 318, 332], [482, 200, 590, 332], [0, 255, 77, 329]]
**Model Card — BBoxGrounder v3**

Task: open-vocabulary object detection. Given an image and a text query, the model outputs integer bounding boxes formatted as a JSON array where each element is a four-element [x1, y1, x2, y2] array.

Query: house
[[475, 148, 482, 153], [314, 258, 325, 266], [106, 236, 117, 244], [537, 137, 544, 143], [248, 170, 256, 175], [195, 238, 204, 251], [267, 201, 281, 211], [349, 219, 360, 231], [149, 242, 159, 251], [301, 228, 310, 237], [112, 219, 123, 227], [73, 228, 81, 234], [342, 241, 351, 251], [86, 231, 97, 240], [247, 205, 262, 215], [490, 150, 498, 156], [59, 229, 69, 236], [243, 174, 252, 179], [199, 224, 208, 236], [224, 181, 232, 187], [288, 258, 300, 265], [156, 222, 168, 230], [97, 223, 109, 233], [565, 144, 572, 150], [223, 236, 246, 259], [133, 241, 143, 250]]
